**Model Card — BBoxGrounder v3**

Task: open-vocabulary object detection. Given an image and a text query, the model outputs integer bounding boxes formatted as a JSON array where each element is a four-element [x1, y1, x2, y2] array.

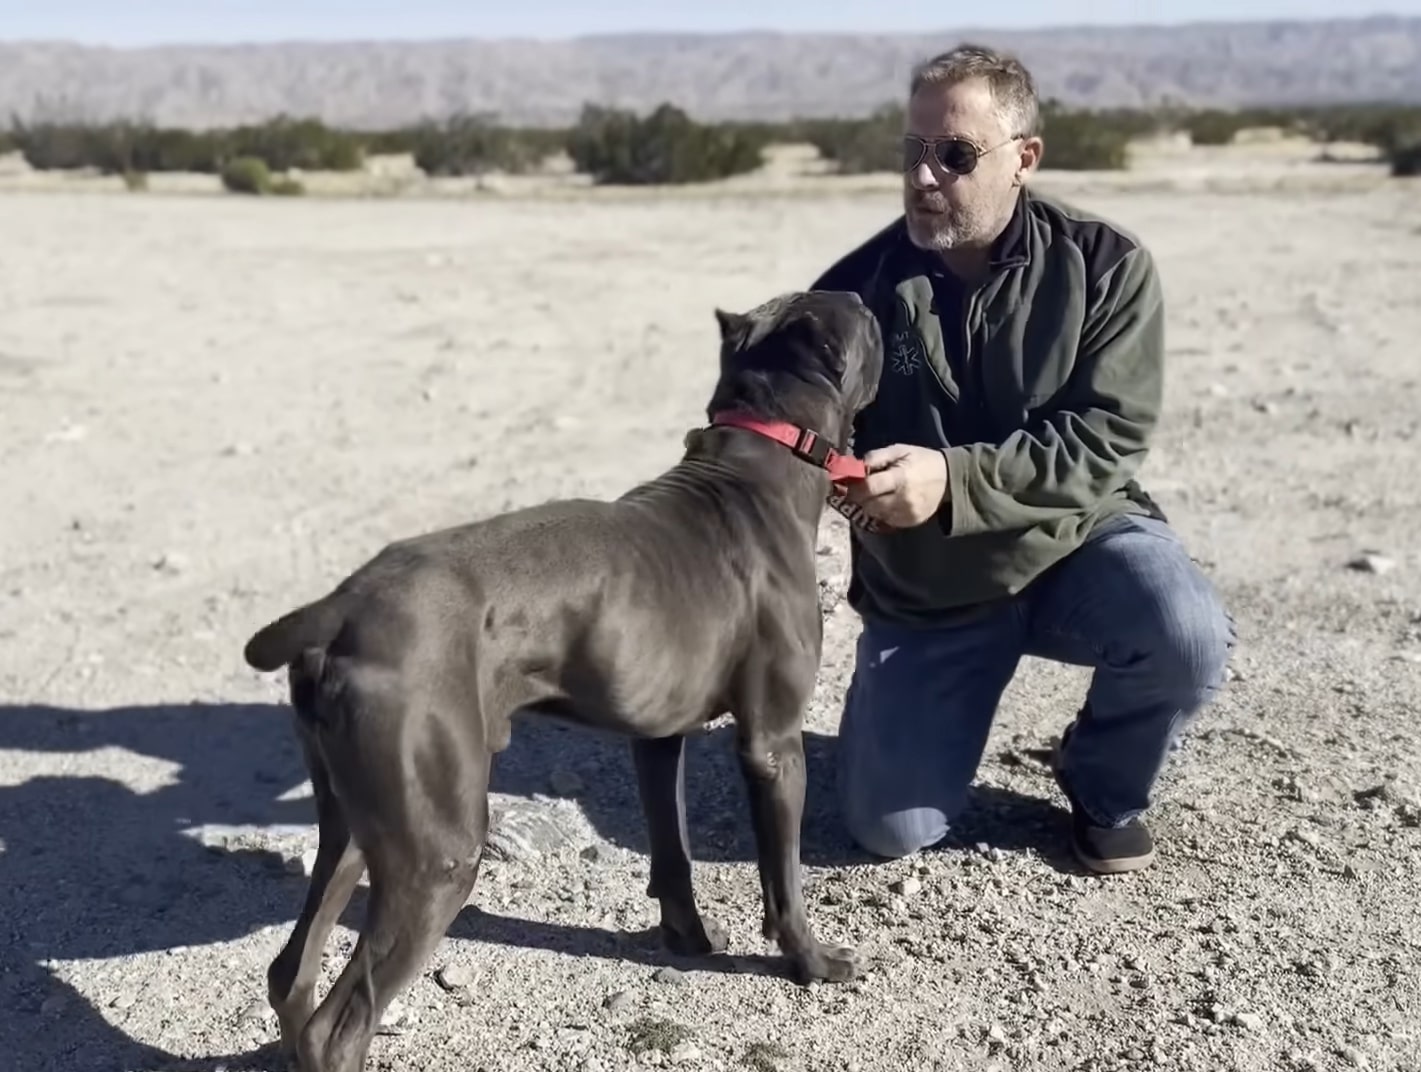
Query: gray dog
[[241, 288, 884, 1072]]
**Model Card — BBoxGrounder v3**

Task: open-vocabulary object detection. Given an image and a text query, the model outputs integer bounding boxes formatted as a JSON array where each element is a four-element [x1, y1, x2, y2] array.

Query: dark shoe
[[1051, 725, 1156, 875], [1068, 811, 1156, 874]]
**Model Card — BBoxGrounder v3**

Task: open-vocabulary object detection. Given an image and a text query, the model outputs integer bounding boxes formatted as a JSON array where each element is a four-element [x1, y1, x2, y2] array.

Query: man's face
[[901, 77, 1036, 253]]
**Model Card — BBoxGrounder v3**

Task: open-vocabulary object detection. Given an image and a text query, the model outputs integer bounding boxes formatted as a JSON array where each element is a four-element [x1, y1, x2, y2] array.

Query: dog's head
[[707, 289, 883, 444]]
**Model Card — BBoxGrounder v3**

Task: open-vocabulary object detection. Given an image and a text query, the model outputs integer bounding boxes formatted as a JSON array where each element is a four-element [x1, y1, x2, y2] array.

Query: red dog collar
[[708, 411, 867, 484]]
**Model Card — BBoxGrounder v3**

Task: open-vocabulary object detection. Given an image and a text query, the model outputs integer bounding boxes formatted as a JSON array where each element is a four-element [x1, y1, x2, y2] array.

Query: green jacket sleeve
[[940, 245, 1165, 537]]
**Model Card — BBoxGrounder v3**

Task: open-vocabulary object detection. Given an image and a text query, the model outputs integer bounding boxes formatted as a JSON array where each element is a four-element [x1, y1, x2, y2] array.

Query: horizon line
[[0, 11, 1413, 51]]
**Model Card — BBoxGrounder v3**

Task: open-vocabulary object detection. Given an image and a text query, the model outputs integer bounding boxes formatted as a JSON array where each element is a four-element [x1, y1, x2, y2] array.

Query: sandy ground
[[2, 145, 1420, 1072]]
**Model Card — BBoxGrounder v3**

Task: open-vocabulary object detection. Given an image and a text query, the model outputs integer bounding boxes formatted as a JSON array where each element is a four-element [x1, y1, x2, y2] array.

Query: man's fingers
[[862, 444, 911, 470], [846, 467, 903, 503]]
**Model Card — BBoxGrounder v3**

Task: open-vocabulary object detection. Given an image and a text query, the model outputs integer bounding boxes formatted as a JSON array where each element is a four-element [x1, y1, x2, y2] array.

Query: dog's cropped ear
[[715, 308, 750, 345]]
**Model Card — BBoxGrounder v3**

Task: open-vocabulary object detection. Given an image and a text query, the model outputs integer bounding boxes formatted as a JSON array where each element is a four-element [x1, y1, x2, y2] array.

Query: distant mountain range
[[3, 17, 1420, 130]]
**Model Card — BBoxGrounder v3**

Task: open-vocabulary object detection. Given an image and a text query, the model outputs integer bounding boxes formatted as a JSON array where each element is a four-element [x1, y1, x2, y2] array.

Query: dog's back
[[244, 439, 820, 745]]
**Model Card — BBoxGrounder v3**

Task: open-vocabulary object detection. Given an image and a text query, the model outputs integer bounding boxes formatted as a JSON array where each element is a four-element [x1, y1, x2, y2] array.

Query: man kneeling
[[814, 43, 1235, 874]]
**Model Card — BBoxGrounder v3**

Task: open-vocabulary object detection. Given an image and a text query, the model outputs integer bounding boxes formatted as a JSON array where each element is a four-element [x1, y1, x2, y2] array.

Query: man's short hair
[[909, 43, 1040, 139]]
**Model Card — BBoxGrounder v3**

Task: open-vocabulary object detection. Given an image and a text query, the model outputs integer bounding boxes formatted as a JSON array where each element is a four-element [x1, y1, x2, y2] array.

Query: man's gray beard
[[907, 217, 966, 251], [905, 198, 1012, 252]]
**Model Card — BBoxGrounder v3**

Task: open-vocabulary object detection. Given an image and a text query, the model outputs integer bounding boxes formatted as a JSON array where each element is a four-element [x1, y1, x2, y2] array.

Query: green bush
[[803, 105, 903, 174], [1390, 142, 1421, 177], [565, 102, 765, 185], [221, 156, 272, 194], [224, 115, 363, 172], [1184, 109, 1245, 146], [1038, 102, 1132, 170], [410, 114, 549, 176], [1296, 104, 1421, 151]]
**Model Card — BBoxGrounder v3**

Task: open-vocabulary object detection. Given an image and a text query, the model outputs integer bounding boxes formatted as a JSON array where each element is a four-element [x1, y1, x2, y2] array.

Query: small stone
[[1234, 1011, 1264, 1031], [582, 1059, 606, 1072], [110, 991, 139, 1011], [548, 762, 582, 790], [669, 1041, 701, 1063], [436, 964, 476, 991], [580, 843, 609, 864], [377, 998, 416, 1035], [154, 551, 189, 574], [1347, 552, 1397, 575], [1340, 1046, 1368, 1068], [286, 849, 318, 877], [653, 967, 686, 985], [889, 876, 922, 897], [603, 990, 633, 1013], [485, 800, 578, 862], [987, 1024, 1007, 1044], [1354, 784, 1395, 807]]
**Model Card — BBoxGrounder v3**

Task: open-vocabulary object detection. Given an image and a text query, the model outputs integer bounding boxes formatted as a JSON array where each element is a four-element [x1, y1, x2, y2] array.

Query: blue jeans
[[836, 513, 1236, 859]]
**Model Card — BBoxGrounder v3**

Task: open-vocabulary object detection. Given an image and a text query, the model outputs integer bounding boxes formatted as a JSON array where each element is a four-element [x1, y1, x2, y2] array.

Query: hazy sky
[[1, 0, 1416, 47]]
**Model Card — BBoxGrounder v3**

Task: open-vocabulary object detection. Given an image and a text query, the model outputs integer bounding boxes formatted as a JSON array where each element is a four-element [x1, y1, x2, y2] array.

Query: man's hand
[[844, 444, 949, 529]]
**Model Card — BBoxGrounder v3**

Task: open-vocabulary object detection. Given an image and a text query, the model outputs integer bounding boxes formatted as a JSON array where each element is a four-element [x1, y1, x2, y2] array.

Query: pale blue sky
[[0, 0, 1416, 47]]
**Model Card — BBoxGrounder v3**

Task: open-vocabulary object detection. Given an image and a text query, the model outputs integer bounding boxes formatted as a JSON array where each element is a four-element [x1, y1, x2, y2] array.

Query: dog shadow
[[487, 713, 1073, 869], [0, 698, 1069, 1071]]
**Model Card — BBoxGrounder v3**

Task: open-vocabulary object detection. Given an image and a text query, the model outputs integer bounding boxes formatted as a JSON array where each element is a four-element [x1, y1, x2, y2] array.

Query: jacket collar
[[989, 187, 1032, 269]]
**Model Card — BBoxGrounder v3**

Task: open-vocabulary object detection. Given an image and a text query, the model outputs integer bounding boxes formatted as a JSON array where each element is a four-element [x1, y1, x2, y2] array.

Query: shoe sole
[[1072, 841, 1156, 875]]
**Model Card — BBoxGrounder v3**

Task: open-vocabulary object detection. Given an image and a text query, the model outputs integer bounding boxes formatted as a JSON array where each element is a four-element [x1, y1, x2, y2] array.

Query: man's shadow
[[0, 699, 1068, 1071]]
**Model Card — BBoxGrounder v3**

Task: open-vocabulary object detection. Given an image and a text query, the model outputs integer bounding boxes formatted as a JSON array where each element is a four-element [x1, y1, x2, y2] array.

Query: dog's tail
[[242, 592, 349, 673]]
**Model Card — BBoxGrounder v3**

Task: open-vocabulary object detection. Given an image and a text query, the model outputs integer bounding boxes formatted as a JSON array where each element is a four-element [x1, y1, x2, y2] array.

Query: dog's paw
[[660, 915, 729, 957], [789, 942, 860, 985]]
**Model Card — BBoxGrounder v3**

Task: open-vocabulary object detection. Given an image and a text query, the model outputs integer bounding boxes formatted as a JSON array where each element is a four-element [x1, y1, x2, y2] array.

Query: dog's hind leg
[[267, 733, 366, 1068], [297, 753, 490, 1072], [631, 735, 729, 957], [734, 689, 859, 985]]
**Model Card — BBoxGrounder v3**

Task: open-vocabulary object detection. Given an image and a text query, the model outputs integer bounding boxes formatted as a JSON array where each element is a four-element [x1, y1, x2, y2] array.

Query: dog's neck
[[704, 411, 865, 485]]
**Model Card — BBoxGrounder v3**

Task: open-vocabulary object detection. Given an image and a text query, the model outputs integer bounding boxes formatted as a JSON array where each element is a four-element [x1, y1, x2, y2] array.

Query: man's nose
[[908, 161, 939, 189]]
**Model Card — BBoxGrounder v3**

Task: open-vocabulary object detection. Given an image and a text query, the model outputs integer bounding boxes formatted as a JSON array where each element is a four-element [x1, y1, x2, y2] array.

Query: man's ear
[[1015, 135, 1044, 183]]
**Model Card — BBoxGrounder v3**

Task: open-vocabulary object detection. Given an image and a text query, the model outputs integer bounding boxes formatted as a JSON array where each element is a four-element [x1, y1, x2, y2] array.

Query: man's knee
[[844, 804, 953, 861], [1150, 580, 1236, 702]]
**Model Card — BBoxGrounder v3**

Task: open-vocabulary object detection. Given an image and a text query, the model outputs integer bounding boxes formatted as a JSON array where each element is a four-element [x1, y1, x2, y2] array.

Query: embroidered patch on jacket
[[888, 329, 924, 376]]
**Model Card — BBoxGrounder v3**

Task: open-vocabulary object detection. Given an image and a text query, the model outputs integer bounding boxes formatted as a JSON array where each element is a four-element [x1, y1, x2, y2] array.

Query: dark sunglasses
[[902, 133, 1022, 176]]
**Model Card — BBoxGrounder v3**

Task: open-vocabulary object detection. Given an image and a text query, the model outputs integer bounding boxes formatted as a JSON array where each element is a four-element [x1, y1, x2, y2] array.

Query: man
[[812, 44, 1235, 874]]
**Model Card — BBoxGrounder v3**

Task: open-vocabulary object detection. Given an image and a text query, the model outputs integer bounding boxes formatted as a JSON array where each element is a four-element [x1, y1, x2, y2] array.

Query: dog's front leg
[[630, 735, 728, 957], [736, 725, 859, 985]]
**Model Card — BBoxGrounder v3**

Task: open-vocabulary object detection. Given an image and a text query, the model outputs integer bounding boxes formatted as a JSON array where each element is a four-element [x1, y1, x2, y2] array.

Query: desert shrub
[[1297, 104, 1421, 151], [803, 104, 903, 174], [269, 176, 305, 195], [221, 156, 272, 194], [131, 128, 226, 172], [1037, 102, 1132, 170], [565, 102, 765, 185], [410, 114, 546, 176], [1390, 141, 1421, 177], [224, 116, 363, 172], [10, 121, 106, 170], [1183, 109, 1246, 146], [122, 169, 148, 191]]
